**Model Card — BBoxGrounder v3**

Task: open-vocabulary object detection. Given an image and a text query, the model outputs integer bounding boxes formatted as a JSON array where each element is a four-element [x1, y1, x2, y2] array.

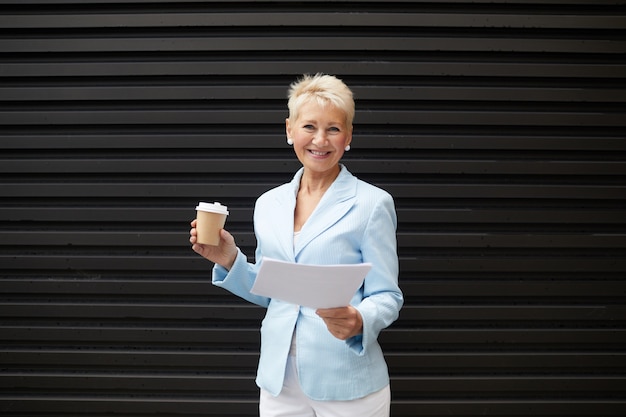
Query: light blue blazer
[[212, 165, 403, 401]]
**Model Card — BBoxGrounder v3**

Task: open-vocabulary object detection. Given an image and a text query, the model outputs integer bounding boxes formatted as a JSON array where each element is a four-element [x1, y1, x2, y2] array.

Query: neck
[[300, 166, 340, 195]]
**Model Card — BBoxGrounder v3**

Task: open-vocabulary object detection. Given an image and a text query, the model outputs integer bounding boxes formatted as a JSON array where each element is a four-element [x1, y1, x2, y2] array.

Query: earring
[[344, 145, 351, 151], [287, 138, 294, 145]]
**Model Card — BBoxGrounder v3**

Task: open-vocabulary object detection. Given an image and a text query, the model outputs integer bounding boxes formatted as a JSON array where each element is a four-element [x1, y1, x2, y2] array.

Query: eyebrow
[[301, 119, 344, 126]]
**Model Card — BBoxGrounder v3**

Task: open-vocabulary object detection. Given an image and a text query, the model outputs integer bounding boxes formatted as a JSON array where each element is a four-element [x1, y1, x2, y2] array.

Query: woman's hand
[[189, 219, 238, 270], [316, 306, 363, 340]]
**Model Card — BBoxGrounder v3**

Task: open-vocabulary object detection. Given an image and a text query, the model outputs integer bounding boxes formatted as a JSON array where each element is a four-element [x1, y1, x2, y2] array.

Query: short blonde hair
[[287, 73, 355, 128]]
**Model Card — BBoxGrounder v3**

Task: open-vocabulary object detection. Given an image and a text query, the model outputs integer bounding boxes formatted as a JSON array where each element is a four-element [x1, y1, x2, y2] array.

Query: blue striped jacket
[[212, 165, 403, 401]]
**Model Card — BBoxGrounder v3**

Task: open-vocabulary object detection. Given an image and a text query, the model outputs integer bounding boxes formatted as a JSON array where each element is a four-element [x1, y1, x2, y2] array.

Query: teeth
[[310, 150, 327, 156]]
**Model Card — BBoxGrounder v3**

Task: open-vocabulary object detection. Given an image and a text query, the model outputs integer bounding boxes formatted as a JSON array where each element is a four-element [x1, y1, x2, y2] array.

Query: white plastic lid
[[195, 201, 229, 215]]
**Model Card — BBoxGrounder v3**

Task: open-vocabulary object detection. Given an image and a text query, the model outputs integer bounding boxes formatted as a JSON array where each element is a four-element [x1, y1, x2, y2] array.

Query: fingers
[[219, 228, 234, 244], [190, 241, 203, 253], [189, 219, 198, 242], [316, 307, 345, 318], [316, 306, 363, 340]]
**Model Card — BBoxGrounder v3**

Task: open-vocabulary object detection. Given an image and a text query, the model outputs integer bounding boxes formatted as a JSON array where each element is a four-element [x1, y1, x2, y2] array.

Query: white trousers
[[259, 355, 390, 417]]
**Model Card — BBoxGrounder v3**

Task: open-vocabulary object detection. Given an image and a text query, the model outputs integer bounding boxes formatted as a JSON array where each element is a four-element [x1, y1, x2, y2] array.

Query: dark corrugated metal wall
[[1, 0, 625, 415]]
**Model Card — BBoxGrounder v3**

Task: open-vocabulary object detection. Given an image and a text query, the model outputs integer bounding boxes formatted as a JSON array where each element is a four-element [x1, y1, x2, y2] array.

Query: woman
[[190, 73, 403, 417]]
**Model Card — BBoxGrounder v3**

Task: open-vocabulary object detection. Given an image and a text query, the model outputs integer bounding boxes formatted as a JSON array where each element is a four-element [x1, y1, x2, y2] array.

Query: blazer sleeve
[[347, 191, 404, 355], [212, 248, 271, 308]]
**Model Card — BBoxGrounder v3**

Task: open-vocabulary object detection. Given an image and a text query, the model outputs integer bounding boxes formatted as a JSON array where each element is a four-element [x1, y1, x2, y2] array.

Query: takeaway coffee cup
[[195, 202, 229, 246]]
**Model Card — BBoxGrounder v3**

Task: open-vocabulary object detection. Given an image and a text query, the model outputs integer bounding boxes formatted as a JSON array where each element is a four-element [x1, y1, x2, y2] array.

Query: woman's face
[[286, 100, 352, 178]]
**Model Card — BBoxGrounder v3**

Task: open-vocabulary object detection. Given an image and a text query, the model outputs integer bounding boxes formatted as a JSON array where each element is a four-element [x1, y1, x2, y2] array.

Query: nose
[[312, 130, 327, 146]]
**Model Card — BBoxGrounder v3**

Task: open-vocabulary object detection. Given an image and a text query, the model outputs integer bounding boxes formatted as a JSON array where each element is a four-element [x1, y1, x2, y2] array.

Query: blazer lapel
[[265, 169, 302, 261], [295, 166, 357, 257]]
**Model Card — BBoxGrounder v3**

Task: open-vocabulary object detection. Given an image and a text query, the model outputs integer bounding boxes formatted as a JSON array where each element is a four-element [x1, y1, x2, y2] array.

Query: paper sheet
[[250, 257, 372, 309]]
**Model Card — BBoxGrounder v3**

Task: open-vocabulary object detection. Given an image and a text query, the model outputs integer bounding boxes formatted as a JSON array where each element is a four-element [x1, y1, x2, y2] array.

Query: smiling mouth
[[309, 150, 330, 156]]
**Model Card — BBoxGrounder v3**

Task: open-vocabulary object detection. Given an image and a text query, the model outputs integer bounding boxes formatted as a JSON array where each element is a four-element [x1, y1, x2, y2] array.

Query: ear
[[344, 126, 353, 148], [285, 118, 292, 139]]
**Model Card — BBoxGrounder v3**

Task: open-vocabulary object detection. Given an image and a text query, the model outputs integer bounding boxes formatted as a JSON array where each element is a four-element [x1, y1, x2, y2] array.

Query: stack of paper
[[250, 257, 372, 309]]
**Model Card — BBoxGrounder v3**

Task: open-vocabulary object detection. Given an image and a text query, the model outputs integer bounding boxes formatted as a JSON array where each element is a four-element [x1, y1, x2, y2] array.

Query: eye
[[328, 126, 341, 133], [303, 124, 315, 131]]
